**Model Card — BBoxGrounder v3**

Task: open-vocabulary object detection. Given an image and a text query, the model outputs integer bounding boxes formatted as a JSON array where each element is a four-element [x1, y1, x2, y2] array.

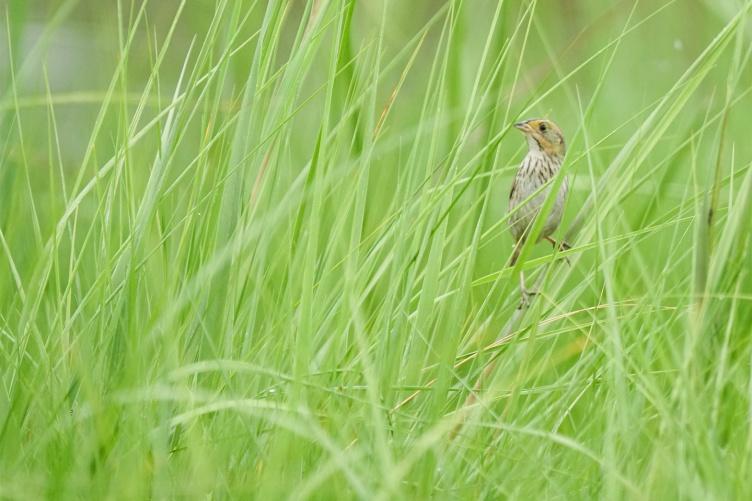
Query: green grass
[[1, 0, 752, 498]]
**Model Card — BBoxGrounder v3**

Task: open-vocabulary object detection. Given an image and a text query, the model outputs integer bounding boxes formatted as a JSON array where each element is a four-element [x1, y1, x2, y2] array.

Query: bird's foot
[[518, 288, 538, 309], [546, 237, 572, 266], [559, 241, 572, 266]]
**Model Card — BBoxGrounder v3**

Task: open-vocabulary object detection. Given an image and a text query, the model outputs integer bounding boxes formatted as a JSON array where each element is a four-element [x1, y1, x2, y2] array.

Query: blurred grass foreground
[[1, 0, 752, 498]]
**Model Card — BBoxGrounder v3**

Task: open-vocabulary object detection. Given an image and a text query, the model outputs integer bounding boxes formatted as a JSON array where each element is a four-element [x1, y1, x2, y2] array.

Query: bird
[[507, 118, 570, 307]]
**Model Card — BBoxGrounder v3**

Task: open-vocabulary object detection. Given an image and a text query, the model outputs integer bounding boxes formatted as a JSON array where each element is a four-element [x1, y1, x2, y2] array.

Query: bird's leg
[[511, 239, 537, 308], [518, 270, 537, 309], [509, 240, 522, 267], [545, 236, 571, 251], [545, 236, 571, 265]]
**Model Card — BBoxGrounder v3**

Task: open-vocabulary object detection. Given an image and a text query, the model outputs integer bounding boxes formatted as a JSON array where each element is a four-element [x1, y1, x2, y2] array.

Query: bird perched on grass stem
[[508, 118, 570, 307]]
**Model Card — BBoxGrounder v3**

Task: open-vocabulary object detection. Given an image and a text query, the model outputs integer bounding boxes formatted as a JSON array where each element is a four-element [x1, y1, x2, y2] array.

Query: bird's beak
[[514, 121, 531, 133]]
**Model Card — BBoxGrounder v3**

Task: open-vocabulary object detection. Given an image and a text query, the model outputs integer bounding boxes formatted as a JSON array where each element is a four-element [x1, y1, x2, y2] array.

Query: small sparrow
[[508, 118, 570, 307]]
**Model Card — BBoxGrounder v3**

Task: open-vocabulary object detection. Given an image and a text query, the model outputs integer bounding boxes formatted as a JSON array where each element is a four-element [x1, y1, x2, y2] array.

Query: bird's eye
[[539, 123, 547, 132]]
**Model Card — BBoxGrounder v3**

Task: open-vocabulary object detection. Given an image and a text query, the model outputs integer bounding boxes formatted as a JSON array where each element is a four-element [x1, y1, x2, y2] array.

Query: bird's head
[[514, 118, 565, 157]]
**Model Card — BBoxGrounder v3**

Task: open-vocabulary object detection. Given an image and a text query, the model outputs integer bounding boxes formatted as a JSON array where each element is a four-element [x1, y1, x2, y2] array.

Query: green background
[[1, 0, 751, 498]]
